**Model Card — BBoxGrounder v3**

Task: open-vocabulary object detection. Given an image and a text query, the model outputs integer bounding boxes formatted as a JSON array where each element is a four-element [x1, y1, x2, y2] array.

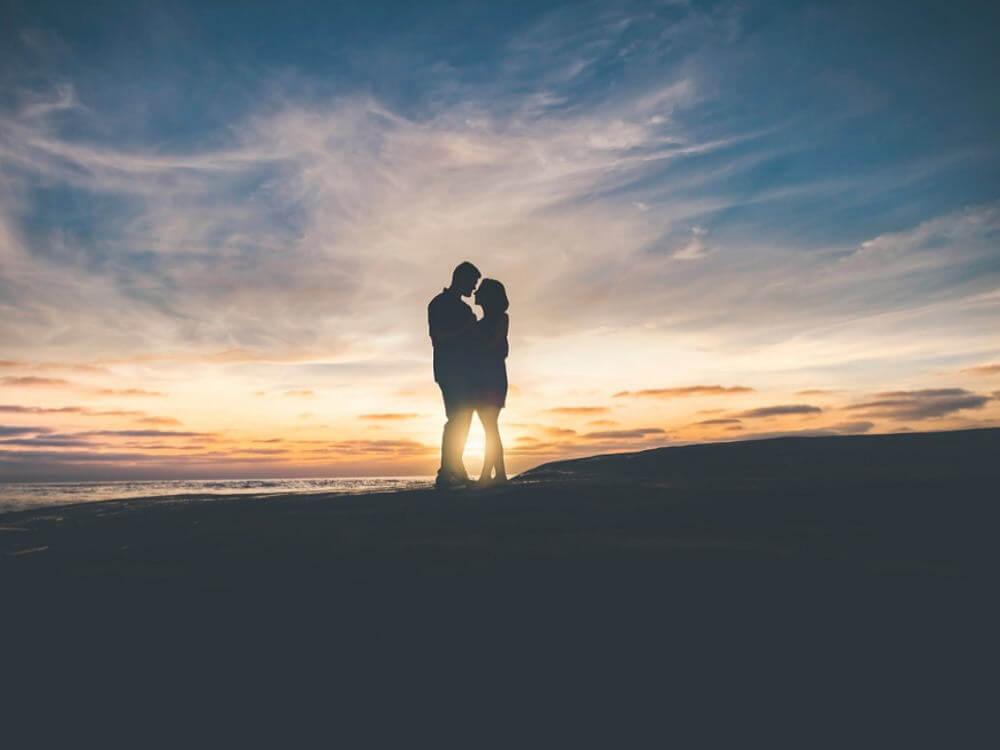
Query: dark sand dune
[[523, 426, 999, 488], [3, 428, 996, 739]]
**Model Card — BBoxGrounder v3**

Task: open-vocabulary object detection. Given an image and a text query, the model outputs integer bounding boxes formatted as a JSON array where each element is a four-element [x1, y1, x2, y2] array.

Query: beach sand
[[3, 428, 996, 740]]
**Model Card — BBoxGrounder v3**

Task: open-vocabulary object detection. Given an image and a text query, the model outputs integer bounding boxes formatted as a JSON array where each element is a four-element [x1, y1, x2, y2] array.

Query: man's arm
[[429, 299, 477, 345]]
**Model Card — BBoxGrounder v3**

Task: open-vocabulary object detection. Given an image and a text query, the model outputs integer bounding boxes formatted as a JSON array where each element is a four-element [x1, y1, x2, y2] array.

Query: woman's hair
[[477, 278, 509, 315]]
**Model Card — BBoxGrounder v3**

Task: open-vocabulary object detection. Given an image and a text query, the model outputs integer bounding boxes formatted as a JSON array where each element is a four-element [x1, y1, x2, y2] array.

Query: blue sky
[[1, 0, 998, 479]]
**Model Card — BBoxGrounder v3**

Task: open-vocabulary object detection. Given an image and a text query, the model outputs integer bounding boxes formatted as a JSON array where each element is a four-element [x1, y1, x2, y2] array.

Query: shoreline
[[0, 476, 436, 516]]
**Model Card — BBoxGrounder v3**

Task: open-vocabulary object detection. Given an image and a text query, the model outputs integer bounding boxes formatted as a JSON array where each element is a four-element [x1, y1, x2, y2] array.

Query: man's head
[[450, 261, 481, 297]]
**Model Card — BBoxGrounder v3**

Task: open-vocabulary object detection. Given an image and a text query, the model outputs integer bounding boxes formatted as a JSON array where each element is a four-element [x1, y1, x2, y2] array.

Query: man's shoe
[[435, 472, 468, 490]]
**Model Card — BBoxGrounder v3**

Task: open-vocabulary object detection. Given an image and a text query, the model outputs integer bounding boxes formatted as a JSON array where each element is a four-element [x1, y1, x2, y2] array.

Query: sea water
[[0, 477, 433, 514]]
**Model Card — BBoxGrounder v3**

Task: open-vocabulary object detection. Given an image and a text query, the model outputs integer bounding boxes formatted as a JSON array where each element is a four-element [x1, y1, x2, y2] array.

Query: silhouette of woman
[[472, 278, 509, 486]]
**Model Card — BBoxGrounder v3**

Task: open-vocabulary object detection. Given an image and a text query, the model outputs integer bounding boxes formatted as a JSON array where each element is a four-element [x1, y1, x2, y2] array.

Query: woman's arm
[[487, 315, 509, 359]]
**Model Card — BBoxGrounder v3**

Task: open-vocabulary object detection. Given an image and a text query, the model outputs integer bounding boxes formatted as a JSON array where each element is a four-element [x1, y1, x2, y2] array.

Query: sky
[[1, 0, 998, 481]]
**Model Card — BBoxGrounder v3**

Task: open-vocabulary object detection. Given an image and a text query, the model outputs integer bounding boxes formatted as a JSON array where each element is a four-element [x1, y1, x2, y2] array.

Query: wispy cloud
[[0, 376, 70, 387], [0, 360, 109, 374], [96, 388, 165, 397], [962, 364, 1000, 375], [0, 403, 171, 421], [544, 406, 610, 415], [0, 425, 55, 436], [845, 389, 990, 420], [582, 428, 666, 439], [614, 385, 753, 398], [735, 405, 822, 418], [0, 405, 83, 414], [828, 421, 874, 434], [136, 416, 183, 426], [81, 429, 214, 438]]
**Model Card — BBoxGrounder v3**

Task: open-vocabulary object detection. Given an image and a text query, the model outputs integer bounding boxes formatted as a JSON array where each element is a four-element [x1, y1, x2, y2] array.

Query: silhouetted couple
[[428, 261, 509, 489]]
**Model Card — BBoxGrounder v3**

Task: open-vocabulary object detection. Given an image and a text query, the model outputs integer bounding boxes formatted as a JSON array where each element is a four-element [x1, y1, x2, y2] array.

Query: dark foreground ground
[[3, 428, 997, 742]]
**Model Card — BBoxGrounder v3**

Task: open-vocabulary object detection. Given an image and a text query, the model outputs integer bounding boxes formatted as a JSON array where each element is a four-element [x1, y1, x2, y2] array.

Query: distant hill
[[518, 427, 1000, 490]]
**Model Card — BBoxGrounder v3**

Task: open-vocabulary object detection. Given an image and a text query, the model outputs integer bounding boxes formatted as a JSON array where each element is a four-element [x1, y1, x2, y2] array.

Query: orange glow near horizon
[[2, 341, 999, 481]]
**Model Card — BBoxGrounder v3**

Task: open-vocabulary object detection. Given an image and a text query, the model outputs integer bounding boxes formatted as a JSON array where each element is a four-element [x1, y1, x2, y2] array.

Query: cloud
[[540, 426, 577, 437], [582, 428, 666, 439], [735, 405, 822, 418], [0, 3, 758, 372], [507, 422, 580, 438], [136, 416, 183, 426], [0, 404, 172, 421], [585, 419, 620, 426], [81, 429, 214, 438], [544, 406, 610, 415], [304, 439, 434, 457], [96, 388, 165, 397], [840, 204, 1000, 280], [696, 418, 742, 425], [795, 389, 838, 395], [614, 385, 754, 398], [102, 348, 361, 370], [3, 81, 711, 355], [671, 226, 710, 261], [283, 390, 315, 397], [0, 405, 84, 414], [845, 388, 990, 420], [0, 437, 96, 447], [0, 360, 109, 374], [0, 449, 172, 463], [730, 420, 871, 442], [725, 428, 845, 441], [37, 362, 110, 374], [828, 421, 874, 434], [0, 376, 71, 387], [358, 413, 420, 421], [0, 425, 55, 436], [962, 364, 1000, 375]]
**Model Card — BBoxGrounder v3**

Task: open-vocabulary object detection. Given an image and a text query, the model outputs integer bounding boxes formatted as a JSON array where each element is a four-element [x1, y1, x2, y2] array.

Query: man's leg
[[442, 407, 473, 480], [438, 383, 473, 482]]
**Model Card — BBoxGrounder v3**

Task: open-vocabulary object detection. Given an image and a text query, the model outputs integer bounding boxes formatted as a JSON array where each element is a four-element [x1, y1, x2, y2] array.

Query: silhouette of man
[[428, 261, 481, 489]]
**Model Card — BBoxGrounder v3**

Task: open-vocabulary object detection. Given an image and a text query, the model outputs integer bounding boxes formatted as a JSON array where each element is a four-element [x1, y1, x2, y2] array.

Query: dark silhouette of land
[[3, 428, 996, 740]]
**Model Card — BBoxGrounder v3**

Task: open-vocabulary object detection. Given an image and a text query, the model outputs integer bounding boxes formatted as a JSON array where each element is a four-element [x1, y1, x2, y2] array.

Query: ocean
[[0, 477, 433, 514]]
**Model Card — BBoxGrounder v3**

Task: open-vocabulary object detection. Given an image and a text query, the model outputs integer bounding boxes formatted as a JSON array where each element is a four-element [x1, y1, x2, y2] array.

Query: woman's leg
[[477, 407, 506, 484], [492, 407, 506, 482], [477, 407, 500, 483]]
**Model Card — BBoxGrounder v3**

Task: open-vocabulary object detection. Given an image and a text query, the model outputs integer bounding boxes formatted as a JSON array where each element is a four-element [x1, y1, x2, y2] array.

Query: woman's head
[[475, 278, 509, 315]]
